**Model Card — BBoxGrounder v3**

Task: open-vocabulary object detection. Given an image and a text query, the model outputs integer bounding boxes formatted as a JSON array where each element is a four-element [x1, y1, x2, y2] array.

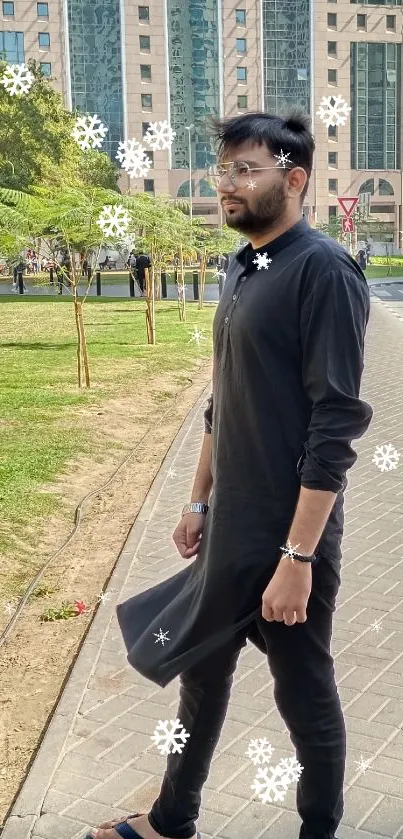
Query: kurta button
[[224, 316, 229, 324]]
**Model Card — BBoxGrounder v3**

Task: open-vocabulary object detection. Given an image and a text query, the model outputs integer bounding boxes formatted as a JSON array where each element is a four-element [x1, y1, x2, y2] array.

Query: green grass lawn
[[365, 265, 403, 280], [0, 268, 220, 287], [0, 297, 214, 587]]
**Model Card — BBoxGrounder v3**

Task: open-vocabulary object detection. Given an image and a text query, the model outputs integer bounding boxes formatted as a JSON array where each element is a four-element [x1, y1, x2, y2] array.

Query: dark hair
[[210, 107, 315, 202]]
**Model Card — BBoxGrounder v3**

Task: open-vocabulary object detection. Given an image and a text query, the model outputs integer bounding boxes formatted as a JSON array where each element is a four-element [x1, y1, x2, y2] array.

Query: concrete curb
[[1, 382, 211, 839]]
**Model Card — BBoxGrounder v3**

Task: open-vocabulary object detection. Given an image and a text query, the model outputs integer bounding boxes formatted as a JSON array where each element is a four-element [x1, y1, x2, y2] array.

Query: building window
[[40, 61, 51, 76], [329, 178, 338, 194], [328, 124, 338, 139], [38, 32, 50, 48], [328, 151, 338, 166], [236, 38, 247, 53], [379, 178, 394, 195], [235, 8, 246, 24], [139, 34, 150, 51], [37, 2, 49, 16], [371, 204, 395, 214], [328, 68, 337, 84], [2, 1, 14, 15], [237, 66, 247, 82], [351, 42, 401, 170], [386, 15, 396, 30], [146, 150, 154, 167], [141, 93, 152, 110], [144, 179, 155, 193], [297, 68, 308, 80], [328, 41, 337, 57], [359, 178, 375, 196], [138, 5, 149, 21], [329, 206, 338, 218], [237, 94, 248, 109], [142, 121, 151, 136], [140, 64, 152, 81], [327, 12, 337, 27], [357, 13, 367, 29]]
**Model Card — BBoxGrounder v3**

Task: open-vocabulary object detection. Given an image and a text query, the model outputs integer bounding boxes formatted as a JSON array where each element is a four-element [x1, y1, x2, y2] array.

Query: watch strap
[[182, 502, 209, 516]]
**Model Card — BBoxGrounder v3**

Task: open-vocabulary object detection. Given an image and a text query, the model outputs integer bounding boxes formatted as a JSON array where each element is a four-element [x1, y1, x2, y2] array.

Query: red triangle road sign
[[337, 197, 359, 217]]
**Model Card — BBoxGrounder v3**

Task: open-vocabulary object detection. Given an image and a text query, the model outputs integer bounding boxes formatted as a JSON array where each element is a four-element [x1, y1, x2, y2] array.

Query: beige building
[[1, 0, 402, 245]]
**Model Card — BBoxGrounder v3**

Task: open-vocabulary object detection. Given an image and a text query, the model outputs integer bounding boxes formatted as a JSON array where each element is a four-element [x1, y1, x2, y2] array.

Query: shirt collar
[[235, 217, 310, 271]]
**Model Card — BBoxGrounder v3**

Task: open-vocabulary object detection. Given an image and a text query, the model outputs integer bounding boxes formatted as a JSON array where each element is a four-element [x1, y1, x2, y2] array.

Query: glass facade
[[262, 0, 311, 115], [351, 42, 401, 169], [350, 0, 401, 4], [0, 30, 24, 61], [167, 0, 220, 169], [67, 0, 124, 156]]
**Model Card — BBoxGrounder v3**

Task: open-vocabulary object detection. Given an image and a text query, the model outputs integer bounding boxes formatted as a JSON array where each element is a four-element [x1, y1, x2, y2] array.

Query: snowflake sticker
[[370, 619, 383, 633], [1, 63, 34, 96], [189, 327, 207, 346], [355, 755, 372, 774], [275, 150, 292, 169], [116, 139, 152, 179], [246, 738, 275, 766], [251, 765, 291, 804], [97, 204, 130, 238], [153, 628, 170, 646], [278, 756, 304, 784], [316, 95, 351, 128], [372, 443, 400, 472], [97, 591, 111, 605], [167, 467, 177, 478], [4, 601, 16, 617], [144, 120, 176, 151], [151, 719, 190, 755], [247, 178, 257, 191], [177, 284, 187, 300], [72, 114, 108, 150], [253, 252, 272, 271]]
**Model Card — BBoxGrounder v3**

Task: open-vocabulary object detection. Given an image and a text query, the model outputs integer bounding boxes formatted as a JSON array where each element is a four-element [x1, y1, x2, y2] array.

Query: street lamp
[[185, 124, 194, 224]]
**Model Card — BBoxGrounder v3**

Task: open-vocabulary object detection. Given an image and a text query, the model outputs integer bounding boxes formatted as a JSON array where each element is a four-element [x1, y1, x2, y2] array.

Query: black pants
[[137, 273, 145, 293], [148, 559, 345, 839]]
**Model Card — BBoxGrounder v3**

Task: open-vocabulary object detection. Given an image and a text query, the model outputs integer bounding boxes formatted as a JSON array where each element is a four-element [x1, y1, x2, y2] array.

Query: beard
[[223, 182, 287, 235]]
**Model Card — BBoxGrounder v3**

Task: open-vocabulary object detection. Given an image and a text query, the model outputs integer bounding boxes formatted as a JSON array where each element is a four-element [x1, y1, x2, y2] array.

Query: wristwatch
[[182, 502, 209, 516]]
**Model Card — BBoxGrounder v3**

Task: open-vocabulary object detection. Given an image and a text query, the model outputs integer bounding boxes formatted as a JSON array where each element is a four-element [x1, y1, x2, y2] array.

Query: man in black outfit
[[135, 251, 152, 295], [88, 110, 373, 839]]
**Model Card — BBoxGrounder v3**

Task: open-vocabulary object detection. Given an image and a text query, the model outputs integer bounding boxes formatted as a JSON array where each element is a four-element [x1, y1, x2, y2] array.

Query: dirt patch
[[0, 364, 212, 827]]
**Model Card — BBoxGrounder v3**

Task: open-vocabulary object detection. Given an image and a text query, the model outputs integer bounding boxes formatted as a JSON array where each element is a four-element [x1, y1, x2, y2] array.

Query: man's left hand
[[262, 556, 312, 626]]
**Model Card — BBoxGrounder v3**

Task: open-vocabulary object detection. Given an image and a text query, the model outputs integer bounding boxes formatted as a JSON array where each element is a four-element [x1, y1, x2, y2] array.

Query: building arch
[[177, 179, 196, 197], [358, 178, 375, 195], [379, 178, 394, 196], [199, 178, 217, 197]]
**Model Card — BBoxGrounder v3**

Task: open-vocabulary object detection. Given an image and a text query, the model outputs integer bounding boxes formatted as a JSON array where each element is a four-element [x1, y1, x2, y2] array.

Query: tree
[[0, 60, 119, 192]]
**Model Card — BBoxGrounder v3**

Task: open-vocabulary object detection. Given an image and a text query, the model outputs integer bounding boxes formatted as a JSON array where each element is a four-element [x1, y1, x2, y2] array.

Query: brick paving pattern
[[3, 298, 403, 839]]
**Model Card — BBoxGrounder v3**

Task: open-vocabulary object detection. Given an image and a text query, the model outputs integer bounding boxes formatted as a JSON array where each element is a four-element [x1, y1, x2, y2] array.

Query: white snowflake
[[177, 284, 186, 300], [72, 114, 108, 150], [153, 628, 170, 646], [316, 95, 351, 128], [246, 738, 275, 766], [355, 754, 372, 774], [144, 120, 176, 151], [167, 467, 177, 478], [372, 443, 400, 473], [97, 204, 130, 238], [274, 149, 292, 169], [151, 719, 190, 755], [247, 178, 257, 191], [370, 619, 383, 633], [189, 327, 207, 346], [251, 765, 291, 804], [280, 541, 301, 562], [4, 601, 16, 616], [97, 591, 110, 605], [116, 139, 152, 178], [1, 63, 34, 96], [278, 756, 304, 784], [253, 252, 273, 271]]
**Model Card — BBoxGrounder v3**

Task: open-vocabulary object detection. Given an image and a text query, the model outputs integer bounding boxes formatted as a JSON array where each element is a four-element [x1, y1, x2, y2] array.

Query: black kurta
[[117, 218, 373, 687]]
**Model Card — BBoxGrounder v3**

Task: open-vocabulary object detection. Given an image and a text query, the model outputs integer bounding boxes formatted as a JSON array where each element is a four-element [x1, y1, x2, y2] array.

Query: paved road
[[369, 281, 403, 302], [3, 300, 403, 839]]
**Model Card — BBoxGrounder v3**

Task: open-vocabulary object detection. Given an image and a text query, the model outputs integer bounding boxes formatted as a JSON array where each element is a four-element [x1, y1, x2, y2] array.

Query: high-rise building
[[1, 0, 402, 244]]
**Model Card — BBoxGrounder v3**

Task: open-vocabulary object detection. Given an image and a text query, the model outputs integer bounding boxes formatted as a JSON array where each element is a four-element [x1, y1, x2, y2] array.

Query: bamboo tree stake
[[179, 242, 186, 322], [77, 301, 90, 387], [199, 247, 207, 309], [73, 295, 82, 389], [144, 266, 156, 344]]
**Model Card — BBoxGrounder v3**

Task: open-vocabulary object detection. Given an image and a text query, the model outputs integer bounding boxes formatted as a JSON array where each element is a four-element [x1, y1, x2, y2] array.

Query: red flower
[[74, 599, 88, 615]]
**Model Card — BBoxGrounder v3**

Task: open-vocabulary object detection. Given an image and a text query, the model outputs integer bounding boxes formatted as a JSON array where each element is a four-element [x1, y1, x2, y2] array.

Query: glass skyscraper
[[351, 41, 401, 170], [262, 0, 311, 115]]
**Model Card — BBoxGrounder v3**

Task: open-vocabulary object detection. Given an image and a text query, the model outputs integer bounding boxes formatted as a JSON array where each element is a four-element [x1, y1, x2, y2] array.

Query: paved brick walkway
[[3, 299, 403, 839]]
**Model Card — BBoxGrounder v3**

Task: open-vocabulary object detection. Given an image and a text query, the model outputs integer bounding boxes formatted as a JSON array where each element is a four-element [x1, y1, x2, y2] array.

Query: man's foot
[[89, 812, 197, 839]]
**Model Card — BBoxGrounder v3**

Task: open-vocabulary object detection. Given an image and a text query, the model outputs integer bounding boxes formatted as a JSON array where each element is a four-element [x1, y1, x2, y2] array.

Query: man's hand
[[262, 557, 312, 626], [172, 512, 206, 559]]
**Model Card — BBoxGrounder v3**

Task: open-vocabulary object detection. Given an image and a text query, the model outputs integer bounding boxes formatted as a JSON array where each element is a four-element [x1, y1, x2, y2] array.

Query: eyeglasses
[[207, 153, 294, 187]]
